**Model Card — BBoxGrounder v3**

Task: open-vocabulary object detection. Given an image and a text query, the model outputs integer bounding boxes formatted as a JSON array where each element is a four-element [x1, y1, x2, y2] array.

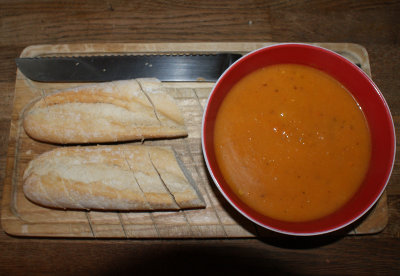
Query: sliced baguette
[[23, 78, 187, 144], [23, 145, 205, 211]]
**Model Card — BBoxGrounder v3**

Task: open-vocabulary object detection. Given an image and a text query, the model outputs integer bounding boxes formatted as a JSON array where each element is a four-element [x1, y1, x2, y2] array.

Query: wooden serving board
[[1, 42, 388, 238]]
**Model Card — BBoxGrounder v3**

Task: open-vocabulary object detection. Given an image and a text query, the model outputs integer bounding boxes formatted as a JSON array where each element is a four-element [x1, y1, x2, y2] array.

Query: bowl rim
[[201, 42, 396, 236]]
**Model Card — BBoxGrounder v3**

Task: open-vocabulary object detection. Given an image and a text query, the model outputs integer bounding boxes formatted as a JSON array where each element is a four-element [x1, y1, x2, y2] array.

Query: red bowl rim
[[201, 43, 396, 236]]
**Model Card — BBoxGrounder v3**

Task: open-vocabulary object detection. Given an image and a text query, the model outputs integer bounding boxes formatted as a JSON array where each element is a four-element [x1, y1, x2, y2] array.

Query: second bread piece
[[23, 145, 205, 211], [23, 78, 187, 144]]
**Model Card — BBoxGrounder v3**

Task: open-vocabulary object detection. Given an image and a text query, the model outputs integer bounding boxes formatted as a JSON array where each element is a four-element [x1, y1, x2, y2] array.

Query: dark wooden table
[[1, 1, 399, 275]]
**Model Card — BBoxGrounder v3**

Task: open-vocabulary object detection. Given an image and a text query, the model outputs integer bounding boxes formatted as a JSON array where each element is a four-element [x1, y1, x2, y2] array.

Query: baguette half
[[23, 145, 205, 211], [23, 78, 187, 144]]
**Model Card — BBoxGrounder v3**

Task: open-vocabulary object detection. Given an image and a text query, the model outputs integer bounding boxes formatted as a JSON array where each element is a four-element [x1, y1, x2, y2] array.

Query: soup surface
[[214, 64, 371, 222]]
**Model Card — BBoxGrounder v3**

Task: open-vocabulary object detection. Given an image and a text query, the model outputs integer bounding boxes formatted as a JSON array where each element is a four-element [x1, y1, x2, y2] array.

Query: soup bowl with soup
[[202, 43, 395, 236]]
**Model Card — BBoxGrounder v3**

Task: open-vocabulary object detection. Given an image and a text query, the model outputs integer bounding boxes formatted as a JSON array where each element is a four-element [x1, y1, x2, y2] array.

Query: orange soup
[[214, 64, 371, 222]]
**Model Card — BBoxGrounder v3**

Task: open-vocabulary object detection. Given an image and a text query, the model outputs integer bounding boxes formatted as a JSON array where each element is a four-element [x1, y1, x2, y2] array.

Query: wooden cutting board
[[1, 42, 388, 238]]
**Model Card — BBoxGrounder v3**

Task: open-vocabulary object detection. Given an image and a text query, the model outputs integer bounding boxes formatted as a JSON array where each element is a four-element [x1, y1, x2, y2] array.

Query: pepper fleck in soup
[[214, 64, 371, 222]]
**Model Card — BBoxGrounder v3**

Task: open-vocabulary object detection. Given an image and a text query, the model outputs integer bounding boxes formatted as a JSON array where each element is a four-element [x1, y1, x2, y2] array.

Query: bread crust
[[23, 78, 187, 144], [23, 145, 205, 211]]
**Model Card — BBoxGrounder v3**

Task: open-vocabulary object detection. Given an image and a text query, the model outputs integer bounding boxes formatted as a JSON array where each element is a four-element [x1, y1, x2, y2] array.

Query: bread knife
[[15, 54, 242, 82]]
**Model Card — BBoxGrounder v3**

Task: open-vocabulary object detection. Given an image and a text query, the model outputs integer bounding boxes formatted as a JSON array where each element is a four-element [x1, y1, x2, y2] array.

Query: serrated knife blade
[[15, 54, 242, 82]]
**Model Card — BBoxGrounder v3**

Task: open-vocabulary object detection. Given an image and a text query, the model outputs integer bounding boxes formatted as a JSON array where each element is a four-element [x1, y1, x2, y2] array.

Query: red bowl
[[201, 43, 396, 236]]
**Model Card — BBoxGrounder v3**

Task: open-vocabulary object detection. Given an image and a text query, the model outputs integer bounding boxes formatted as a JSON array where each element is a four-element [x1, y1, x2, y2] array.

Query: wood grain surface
[[0, 0, 399, 275]]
